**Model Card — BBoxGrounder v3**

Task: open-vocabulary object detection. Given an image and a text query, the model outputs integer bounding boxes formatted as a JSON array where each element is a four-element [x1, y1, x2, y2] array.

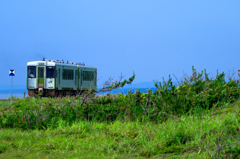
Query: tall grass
[[0, 68, 240, 158], [1, 68, 240, 129], [0, 104, 240, 158]]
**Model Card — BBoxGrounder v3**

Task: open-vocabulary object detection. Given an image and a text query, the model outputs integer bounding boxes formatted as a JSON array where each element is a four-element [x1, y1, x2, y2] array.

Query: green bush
[[0, 67, 240, 130]]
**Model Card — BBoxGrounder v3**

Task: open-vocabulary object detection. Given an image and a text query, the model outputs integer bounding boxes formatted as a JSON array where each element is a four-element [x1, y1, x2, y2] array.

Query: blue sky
[[0, 0, 240, 88]]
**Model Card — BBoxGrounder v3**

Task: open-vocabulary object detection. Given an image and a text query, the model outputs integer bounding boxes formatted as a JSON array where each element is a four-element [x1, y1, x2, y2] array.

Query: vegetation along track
[[0, 67, 240, 158]]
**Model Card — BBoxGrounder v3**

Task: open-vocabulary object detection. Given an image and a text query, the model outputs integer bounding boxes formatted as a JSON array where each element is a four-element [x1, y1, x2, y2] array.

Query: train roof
[[27, 59, 97, 69]]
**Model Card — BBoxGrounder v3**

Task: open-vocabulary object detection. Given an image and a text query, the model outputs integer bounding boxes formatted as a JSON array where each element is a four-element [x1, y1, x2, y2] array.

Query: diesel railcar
[[27, 58, 97, 97]]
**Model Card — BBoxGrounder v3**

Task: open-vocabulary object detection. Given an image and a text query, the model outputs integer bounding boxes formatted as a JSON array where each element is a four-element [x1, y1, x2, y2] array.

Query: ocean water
[[0, 81, 180, 99], [97, 87, 158, 95], [0, 89, 28, 99], [0, 94, 28, 99], [0, 88, 158, 99]]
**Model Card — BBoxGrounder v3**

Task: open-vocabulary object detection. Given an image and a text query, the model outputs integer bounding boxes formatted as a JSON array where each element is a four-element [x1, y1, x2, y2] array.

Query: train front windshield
[[46, 66, 55, 78], [28, 66, 36, 78]]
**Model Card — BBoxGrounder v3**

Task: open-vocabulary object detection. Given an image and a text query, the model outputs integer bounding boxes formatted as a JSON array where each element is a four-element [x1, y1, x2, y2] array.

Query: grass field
[[1, 69, 240, 158], [0, 98, 240, 158]]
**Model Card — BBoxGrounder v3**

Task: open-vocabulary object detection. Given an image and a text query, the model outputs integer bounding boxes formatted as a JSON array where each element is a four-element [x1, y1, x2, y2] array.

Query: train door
[[79, 68, 82, 89], [56, 68, 61, 89], [38, 67, 45, 88], [75, 70, 78, 89]]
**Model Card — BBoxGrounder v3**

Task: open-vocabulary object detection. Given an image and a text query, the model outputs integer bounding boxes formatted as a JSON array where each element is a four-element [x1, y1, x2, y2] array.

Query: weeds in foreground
[[0, 105, 240, 158], [1, 67, 240, 130], [0, 67, 240, 158]]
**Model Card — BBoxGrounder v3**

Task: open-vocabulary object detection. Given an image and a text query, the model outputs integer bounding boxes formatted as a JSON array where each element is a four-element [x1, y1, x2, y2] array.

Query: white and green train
[[27, 58, 97, 97]]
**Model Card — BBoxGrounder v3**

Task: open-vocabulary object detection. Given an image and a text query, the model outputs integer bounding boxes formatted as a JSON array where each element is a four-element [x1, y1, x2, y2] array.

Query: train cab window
[[28, 66, 36, 78], [46, 66, 55, 78]]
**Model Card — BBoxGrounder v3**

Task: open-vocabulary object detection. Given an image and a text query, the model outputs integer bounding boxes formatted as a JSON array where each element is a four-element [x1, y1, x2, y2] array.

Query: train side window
[[62, 69, 74, 80], [83, 71, 94, 81]]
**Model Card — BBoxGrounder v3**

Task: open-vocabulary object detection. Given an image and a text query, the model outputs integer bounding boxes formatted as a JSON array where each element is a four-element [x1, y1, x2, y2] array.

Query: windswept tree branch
[[81, 72, 135, 105], [61, 72, 135, 108]]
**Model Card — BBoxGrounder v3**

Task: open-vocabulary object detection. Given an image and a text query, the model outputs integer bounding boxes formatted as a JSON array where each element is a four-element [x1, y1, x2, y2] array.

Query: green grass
[[0, 101, 10, 109], [1, 68, 240, 158], [0, 100, 240, 158]]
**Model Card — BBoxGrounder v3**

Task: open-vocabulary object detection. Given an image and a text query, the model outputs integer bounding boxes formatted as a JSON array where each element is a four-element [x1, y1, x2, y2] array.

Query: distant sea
[[97, 87, 158, 96], [0, 81, 179, 99], [0, 89, 28, 99], [0, 88, 158, 99]]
